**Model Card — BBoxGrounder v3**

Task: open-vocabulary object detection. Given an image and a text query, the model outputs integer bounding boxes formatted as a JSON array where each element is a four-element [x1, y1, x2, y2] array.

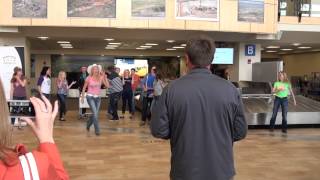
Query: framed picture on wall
[[12, 0, 47, 18], [238, 0, 264, 23], [67, 0, 116, 18], [175, 0, 219, 21], [131, 0, 166, 18]]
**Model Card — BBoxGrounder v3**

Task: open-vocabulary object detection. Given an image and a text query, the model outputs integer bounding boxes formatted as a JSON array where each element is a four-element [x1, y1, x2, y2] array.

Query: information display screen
[[212, 48, 234, 65]]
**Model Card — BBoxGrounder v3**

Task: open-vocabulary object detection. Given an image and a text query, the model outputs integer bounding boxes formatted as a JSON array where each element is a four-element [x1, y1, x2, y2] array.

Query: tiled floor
[[12, 111, 320, 180]]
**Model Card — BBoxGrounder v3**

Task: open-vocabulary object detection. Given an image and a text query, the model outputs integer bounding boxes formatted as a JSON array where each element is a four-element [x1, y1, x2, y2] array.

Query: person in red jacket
[[0, 79, 69, 180]]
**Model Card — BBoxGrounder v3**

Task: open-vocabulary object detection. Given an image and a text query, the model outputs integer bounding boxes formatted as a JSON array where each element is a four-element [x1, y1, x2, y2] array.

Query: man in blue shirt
[[140, 66, 156, 126]]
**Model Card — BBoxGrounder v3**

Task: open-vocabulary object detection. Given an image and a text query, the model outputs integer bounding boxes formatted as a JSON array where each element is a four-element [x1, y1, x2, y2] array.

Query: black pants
[[110, 92, 122, 119], [122, 90, 133, 114], [270, 97, 289, 130], [11, 96, 26, 125], [57, 94, 67, 119], [142, 96, 153, 122]]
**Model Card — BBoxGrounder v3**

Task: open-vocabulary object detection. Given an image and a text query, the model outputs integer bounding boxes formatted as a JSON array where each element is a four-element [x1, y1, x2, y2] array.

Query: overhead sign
[[245, 44, 256, 56]]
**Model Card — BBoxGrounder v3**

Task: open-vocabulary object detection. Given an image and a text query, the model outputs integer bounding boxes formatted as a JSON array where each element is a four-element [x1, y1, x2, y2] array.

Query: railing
[[278, 0, 320, 22]]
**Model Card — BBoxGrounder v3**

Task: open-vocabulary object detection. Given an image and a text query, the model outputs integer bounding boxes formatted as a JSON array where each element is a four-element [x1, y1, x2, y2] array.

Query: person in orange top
[[0, 79, 69, 180], [131, 68, 141, 116]]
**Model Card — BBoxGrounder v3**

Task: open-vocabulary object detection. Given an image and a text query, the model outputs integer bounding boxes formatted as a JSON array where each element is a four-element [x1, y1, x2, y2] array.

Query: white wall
[[238, 43, 262, 81]]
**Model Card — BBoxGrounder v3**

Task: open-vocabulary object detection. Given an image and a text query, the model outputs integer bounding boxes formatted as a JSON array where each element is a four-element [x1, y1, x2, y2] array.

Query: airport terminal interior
[[1, 0, 320, 179]]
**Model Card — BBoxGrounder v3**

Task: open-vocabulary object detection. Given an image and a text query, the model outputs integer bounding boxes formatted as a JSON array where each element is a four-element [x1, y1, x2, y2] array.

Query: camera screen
[[7, 100, 35, 118]]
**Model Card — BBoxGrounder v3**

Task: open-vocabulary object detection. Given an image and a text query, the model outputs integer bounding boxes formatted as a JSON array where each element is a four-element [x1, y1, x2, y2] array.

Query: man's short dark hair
[[107, 65, 115, 72], [186, 36, 216, 68], [131, 68, 136, 72]]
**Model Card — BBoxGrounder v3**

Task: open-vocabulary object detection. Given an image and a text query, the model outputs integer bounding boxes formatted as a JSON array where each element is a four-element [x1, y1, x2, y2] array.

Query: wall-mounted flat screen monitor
[[212, 48, 234, 65], [115, 59, 148, 76]]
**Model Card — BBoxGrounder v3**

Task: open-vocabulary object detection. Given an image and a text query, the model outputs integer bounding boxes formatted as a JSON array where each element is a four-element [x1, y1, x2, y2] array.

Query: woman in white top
[[37, 66, 51, 99]]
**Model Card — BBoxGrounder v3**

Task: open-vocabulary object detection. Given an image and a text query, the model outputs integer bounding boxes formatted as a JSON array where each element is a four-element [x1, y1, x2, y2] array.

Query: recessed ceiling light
[[292, 43, 301, 46], [106, 45, 119, 47], [266, 50, 277, 53], [166, 40, 175, 43], [136, 47, 146, 50], [298, 46, 312, 49], [140, 45, 152, 48], [104, 38, 114, 41], [281, 49, 293, 51], [62, 46, 73, 49], [266, 46, 280, 49], [101, 54, 105, 56], [57, 41, 70, 44], [38, 36, 49, 40], [166, 48, 176, 51], [145, 43, 158, 46], [177, 56, 181, 58], [173, 46, 185, 49], [181, 44, 187, 47], [140, 55, 144, 56], [105, 47, 116, 49], [109, 42, 121, 45], [60, 43, 72, 47]]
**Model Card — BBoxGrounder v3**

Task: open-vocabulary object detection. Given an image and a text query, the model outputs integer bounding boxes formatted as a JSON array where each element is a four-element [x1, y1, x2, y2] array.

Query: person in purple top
[[10, 67, 27, 125], [56, 71, 76, 121]]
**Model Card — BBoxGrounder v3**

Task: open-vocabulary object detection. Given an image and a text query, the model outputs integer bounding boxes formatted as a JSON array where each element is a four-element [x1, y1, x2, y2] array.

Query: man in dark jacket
[[151, 36, 247, 180]]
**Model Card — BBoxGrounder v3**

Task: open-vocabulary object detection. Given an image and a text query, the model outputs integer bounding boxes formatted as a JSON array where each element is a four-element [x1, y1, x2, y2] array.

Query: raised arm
[[22, 96, 69, 180], [67, 81, 76, 89], [16, 77, 27, 87], [150, 86, 170, 139]]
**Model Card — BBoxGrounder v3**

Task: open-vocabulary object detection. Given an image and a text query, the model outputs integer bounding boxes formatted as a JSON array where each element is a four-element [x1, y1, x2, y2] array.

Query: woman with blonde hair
[[269, 71, 297, 133], [81, 64, 109, 136], [0, 79, 69, 179], [56, 71, 76, 121]]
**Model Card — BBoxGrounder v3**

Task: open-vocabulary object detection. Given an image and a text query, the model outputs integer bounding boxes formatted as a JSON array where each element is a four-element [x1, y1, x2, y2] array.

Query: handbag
[[19, 153, 40, 180]]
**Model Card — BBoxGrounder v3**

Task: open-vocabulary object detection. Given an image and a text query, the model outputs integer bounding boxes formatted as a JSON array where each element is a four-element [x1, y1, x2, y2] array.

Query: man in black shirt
[[151, 36, 247, 180]]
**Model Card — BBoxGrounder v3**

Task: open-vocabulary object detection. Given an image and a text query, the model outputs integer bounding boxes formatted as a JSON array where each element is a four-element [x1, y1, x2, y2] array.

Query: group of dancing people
[[9, 63, 165, 135]]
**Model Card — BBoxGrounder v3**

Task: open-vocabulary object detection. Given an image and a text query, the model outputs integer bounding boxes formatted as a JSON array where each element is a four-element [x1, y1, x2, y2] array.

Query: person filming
[[0, 79, 69, 179]]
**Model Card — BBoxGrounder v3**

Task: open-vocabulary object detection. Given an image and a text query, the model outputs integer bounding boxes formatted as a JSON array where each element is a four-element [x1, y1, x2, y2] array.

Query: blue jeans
[[270, 97, 289, 130], [86, 96, 101, 134], [57, 94, 67, 119]]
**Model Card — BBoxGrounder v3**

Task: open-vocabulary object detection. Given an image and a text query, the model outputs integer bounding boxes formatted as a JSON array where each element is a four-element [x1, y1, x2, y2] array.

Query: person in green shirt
[[269, 71, 297, 133]]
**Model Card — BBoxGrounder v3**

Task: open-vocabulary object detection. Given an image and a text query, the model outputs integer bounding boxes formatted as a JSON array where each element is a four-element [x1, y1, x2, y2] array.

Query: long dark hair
[[10, 67, 24, 83], [40, 66, 51, 78]]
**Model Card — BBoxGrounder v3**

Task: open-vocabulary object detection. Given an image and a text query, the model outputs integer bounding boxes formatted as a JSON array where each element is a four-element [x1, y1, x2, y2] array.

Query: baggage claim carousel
[[242, 92, 320, 127]]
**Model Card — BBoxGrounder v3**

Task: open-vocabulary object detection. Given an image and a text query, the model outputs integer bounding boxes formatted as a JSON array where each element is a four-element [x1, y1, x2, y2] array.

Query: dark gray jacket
[[151, 68, 247, 180]]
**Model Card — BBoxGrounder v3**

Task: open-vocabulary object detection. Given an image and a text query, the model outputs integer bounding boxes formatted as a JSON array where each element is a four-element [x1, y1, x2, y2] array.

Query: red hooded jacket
[[0, 143, 69, 180]]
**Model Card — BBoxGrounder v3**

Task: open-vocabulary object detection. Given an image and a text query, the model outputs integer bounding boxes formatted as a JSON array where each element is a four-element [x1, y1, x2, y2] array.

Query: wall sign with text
[[245, 44, 256, 56]]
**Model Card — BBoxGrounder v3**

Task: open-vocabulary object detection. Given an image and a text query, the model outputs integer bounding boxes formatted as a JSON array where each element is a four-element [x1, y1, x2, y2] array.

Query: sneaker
[[282, 129, 287, 133], [109, 118, 119, 121], [120, 115, 124, 119], [139, 121, 146, 126], [86, 127, 90, 132], [95, 133, 100, 136], [60, 118, 66, 121]]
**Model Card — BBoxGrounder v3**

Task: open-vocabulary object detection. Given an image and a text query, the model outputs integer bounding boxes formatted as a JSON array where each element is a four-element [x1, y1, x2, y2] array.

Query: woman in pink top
[[80, 64, 109, 136]]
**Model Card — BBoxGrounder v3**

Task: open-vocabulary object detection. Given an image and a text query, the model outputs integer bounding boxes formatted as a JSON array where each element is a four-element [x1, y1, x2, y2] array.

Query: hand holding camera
[[20, 96, 58, 143]]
